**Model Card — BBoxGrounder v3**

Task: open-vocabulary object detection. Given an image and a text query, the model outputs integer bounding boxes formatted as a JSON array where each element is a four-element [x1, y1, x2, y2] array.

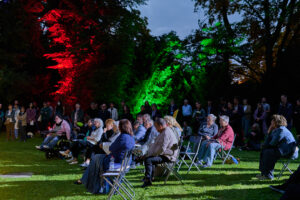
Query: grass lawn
[[0, 134, 299, 200]]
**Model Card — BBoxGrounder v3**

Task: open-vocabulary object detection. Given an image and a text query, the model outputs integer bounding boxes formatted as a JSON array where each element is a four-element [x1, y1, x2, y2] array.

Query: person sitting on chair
[[257, 115, 297, 180], [142, 118, 179, 188], [36, 114, 71, 150], [196, 115, 234, 168]]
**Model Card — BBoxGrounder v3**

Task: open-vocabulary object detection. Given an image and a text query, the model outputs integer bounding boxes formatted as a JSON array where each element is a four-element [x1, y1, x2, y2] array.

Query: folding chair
[[102, 151, 135, 200], [163, 144, 184, 185], [177, 140, 191, 171], [277, 146, 299, 179], [215, 134, 236, 165], [177, 139, 202, 173]]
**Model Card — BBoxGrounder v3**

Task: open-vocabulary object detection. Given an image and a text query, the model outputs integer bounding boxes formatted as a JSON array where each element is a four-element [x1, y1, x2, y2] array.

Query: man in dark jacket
[[98, 103, 110, 123]]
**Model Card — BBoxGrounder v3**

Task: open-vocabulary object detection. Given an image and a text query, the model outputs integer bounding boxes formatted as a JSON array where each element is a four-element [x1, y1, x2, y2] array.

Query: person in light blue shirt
[[182, 99, 193, 123], [258, 115, 297, 180]]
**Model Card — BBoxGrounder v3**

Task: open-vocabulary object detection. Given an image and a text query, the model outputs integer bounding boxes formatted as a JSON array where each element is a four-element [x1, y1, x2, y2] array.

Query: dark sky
[[139, 0, 202, 39]]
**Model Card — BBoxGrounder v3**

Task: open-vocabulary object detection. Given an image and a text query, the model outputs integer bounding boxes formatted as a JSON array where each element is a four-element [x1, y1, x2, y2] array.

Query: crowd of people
[[0, 95, 299, 198]]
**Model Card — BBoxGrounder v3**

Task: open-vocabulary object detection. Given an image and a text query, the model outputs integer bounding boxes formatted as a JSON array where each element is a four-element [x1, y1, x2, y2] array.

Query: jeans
[[14, 129, 18, 139], [144, 156, 169, 180], [198, 140, 222, 166], [242, 116, 251, 135], [40, 135, 60, 149], [259, 148, 281, 178]]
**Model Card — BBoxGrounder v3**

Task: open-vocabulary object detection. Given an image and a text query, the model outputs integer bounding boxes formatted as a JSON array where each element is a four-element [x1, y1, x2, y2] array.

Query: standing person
[[242, 98, 252, 136], [231, 97, 244, 147], [182, 99, 193, 124], [205, 100, 215, 116], [26, 103, 36, 135], [86, 102, 98, 119], [17, 106, 27, 142], [118, 100, 126, 118], [144, 101, 152, 115], [278, 95, 293, 130], [55, 100, 65, 116], [40, 102, 51, 131], [151, 103, 161, 121], [218, 97, 227, 116], [0, 103, 4, 131], [5, 105, 15, 141], [253, 103, 267, 135], [47, 101, 54, 124], [121, 105, 133, 123], [71, 103, 84, 127], [107, 103, 118, 121], [293, 98, 300, 139], [98, 103, 110, 123], [13, 104, 20, 139], [192, 101, 206, 131], [261, 97, 271, 126], [168, 99, 178, 116]]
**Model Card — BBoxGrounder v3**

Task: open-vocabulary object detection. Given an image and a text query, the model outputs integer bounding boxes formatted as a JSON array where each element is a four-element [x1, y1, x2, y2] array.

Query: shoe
[[66, 157, 74, 162], [196, 160, 204, 166], [67, 152, 72, 158], [201, 164, 211, 168], [43, 145, 50, 149], [69, 160, 78, 165], [141, 179, 152, 188], [256, 174, 263, 178], [269, 185, 286, 194], [74, 180, 82, 185], [35, 146, 41, 150], [80, 163, 89, 168], [258, 175, 273, 180], [59, 151, 69, 157]]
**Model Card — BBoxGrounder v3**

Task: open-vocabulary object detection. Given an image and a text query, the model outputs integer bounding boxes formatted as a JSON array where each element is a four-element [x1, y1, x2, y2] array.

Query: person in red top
[[196, 115, 234, 167]]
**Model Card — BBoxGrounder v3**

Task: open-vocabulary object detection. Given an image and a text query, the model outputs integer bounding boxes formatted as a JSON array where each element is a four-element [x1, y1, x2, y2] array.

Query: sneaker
[[43, 145, 50, 149], [35, 146, 41, 150], [59, 151, 69, 157], [80, 163, 89, 168], [196, 160, 204, 166], [141, 179, 152, 188], [201, 164, 211, 168], [66, 157, 74, 162], [269, 185, 286, 194], [69, 160, 78, 165], [67, 152, 72, 158]]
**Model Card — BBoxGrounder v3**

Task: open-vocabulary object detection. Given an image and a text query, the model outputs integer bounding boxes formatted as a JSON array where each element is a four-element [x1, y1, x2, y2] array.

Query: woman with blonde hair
[[164, 115, 182, 141], [258, 115, 297, 180]]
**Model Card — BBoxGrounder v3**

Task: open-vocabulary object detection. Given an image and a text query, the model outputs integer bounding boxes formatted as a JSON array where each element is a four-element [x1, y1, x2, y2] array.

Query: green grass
[[0, 134, 298, 200]]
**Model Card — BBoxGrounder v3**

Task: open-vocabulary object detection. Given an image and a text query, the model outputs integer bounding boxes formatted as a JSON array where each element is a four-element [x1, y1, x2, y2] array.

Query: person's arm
[[216, 128, 231, 145], [155, 132, 170, 156], [64, 122, 71, 140], [134, 126, 146, 142], [269, 128, 284, 147], [212, 124, 218, 137], [109, 134, 122, 153]]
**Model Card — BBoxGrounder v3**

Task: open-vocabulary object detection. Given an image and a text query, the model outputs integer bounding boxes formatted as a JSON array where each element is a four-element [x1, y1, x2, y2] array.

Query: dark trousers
[[259, 148, 281, 178], [71, 140, 87, 158], [19, 126, 26, 141], [144, 156, 169, 180], [279, 164, 300, 199], [27, 124, 36, 134]]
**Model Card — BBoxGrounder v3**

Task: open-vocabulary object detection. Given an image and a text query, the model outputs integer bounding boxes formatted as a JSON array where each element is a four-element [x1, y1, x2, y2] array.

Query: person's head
[[142, 114, 151, 123], [183, 121, 189, 128], [281, 95, 288, 104], [219, 115, 229, 127], [227, 102, 233, 109], [184, 99, 188, 105], [109, 103, 114, 108], [170, 99, 175, 105], [29, 102, 33, 108], [75, 103, 80, 110], [144, 119, 153, 129], [43, 102, 47, 107], [133, 120, 140, 131], [8, 104, 12, 110], [140, 105, 145, 112], [121, 100, 125, 107], [262, 97, 267, 103], [233, 96, 239, 105], [145, 101, 150, 106], [151, 103, 157, 111], [136, 114, 143, 124], [105, 119, 117, 132], [195, 101, 201, 109], [118, 119, 133, 136], [20, 106, 25, 113], [55, 114, 63, 124], [207, 114, 217, 125], [251, 123, 260, 132], [207, 100, 212, 106], [94, 118, 104, 128], [154, 118, 167, 133], [243, 99, 248, 105], [101, 103, 107, 111], [87, 119, 93, 127], [90, 102, 95, 109], [14, 100, 18, 105], [164, 115, 183, 131], [124, 105, 130, 113], [271, 115, 287, 128], [257, 102, 263, 110], [47, 101, 51, 106]]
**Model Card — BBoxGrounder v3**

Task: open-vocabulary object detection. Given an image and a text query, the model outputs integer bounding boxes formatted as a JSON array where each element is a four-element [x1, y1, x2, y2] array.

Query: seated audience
[[196, 115, 234, 168], [36, 114, 71, 150], [182, 121, 193, 140], [74, 119, 135, 194], [243, 123, 263, 151], [164, 115, 183, 141], [142, 118, 179, 188], [258, 115, 297, 180], [133, 114, 147, 143], [197, 114, 218, 141]]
